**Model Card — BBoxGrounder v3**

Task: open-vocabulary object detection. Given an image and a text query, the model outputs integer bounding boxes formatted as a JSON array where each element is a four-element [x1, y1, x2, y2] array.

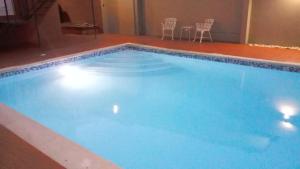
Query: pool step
[[82, 52, 182, 75], [83, 63, 181, 76], [88, 65, 176, 73], [88, 62, 172, 69], [92, 58, 163, 65]]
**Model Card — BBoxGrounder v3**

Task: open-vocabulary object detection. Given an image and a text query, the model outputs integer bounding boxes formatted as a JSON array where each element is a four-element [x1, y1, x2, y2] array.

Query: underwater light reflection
[[279, 104, 297, 120], [113, 105, 119, 114], [279, 121, 296, 131], [58, 65, 97, 89], [277, 102, 298, 132]]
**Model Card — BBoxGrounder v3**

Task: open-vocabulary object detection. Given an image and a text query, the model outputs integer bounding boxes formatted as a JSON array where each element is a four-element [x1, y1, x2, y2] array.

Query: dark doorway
[[134, 0, 145, 35]]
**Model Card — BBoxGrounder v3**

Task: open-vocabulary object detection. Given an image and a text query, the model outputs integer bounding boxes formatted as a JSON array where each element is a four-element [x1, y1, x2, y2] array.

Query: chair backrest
[[205, 19, 215, 25], [196, 18, 214, 31], [163, 18, 177, 30]]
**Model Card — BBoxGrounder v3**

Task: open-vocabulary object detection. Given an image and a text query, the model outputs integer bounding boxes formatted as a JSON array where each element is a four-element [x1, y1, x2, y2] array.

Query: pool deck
[[0, 124, 65, 169], [0, 104, 120, 169], [0, 34, 300, 69]]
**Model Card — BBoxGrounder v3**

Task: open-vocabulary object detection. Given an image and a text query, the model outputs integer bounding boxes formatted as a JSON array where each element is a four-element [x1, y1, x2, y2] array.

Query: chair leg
[[161, 30, 164, 40], [180, 29, 183, 40], [208, 31, 213, 42], [172, 30, 174, 40], [200, 31, 204, 43], [193, 31, 198, 42]]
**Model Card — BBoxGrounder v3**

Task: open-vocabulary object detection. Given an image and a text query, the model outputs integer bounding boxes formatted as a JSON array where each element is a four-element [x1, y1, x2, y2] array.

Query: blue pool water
[[0, 47, 300, 169]]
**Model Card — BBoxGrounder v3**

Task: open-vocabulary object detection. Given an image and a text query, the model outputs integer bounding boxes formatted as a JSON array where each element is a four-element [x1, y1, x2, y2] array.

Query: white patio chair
[[161, 18, 177, 40], [193, 19, 214, 43]]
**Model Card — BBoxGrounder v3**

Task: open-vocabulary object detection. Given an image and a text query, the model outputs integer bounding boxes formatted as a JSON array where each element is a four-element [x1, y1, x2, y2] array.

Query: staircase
[[25, 0, 56, 19], [0, 0, 56, 46]]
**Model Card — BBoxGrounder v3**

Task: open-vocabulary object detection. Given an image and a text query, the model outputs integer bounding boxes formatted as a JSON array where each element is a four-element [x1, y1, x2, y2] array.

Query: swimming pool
[[0, 44, 300, 169]]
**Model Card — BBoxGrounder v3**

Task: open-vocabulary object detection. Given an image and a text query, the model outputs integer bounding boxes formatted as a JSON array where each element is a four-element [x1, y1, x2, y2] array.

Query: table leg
[[180, 29, 183, 40]]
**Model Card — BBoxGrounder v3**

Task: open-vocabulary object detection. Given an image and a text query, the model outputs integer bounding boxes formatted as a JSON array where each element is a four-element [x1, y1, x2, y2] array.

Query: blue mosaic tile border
[[127, 44, 300, 73], [0, 45, 128, 79], [1, 43, 300, 79]]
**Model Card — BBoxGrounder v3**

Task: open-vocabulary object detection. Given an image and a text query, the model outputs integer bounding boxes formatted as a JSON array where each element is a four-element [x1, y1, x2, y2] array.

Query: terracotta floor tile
[[0, 34, 300, 69]]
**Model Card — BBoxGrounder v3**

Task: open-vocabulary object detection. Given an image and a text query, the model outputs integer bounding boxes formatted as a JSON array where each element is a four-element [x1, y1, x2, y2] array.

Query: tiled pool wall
[[127, 45, 300, 72], [0, 45, 128, 79], [1, 43, 300, 79]]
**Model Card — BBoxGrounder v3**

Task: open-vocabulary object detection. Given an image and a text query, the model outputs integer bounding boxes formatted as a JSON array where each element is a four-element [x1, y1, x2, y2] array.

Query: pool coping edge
[[0, 104, 121, 169], [128, 43, 300, 67], [0, 43, 128, 75], [1, 43, 300, 78]]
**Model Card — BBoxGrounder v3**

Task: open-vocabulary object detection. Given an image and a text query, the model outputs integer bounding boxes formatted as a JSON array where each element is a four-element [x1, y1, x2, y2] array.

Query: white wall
[[249, 0, 300, 46], [144, 0, 244, 42], [100, 0, 300, 46], [101, 0, 135, 35]]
